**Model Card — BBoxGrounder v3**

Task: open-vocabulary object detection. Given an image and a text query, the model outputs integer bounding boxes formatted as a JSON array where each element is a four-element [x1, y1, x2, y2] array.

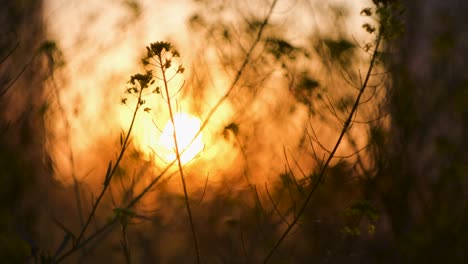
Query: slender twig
[[158, 52, 201, 264], [55, 218, 117, 262], [1, 54, 34, 98], [53, 169, 166, 263], [282, 147, 303, 194], [325, 94, 345, 124], [126, 165, 170, 208], [308, 124, 333, 154], [305, 129, 321, 167], [263, 28, 384, 263], [182, 0, 279, 158], [120, 225, 131, 264], [55, 77, 145, 263], [77, 91, 141, 243], [197, 174, 209, 205], [286, 148, 308, 182], [126, 0, 279, 206], [265, 183, 290, 226], [339, 69, 360, 90], [0, 41, 19, 65], [55, 1, 279, 260]]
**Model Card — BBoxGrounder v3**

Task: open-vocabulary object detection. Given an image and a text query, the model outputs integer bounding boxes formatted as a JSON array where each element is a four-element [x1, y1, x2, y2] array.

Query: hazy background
[[42, 0, 375, 187], [2, 0, 384, 262], [2, 0, 466, 263]]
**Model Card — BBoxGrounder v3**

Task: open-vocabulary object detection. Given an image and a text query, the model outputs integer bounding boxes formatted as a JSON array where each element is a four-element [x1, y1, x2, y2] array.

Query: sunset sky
[[41, 0, 376, 191], [4, 1, 465, 263]]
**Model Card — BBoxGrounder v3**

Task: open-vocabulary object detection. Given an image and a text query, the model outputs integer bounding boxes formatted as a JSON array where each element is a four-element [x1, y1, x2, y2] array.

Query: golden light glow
[[157, 113, 204, 165]]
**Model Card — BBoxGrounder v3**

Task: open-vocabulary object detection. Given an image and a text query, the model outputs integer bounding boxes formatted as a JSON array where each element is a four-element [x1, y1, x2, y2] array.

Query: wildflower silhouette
[[141, 41, 200, 263]]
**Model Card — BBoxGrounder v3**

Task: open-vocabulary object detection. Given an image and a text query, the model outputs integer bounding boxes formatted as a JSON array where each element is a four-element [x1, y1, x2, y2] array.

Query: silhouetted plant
[[141, 41, 201, 263], [4, 0, 437, 263], [53, 61, 153, 263]]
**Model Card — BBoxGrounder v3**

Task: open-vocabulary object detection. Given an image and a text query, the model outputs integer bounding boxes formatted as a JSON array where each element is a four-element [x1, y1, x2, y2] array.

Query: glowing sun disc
[[158, 113, 204, 164]]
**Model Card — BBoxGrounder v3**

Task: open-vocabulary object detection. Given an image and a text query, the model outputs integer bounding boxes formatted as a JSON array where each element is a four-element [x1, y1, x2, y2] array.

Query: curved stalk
[[157, 53, 201, 264], [55, 80, 145, 263], [263, 28, 384, 263]]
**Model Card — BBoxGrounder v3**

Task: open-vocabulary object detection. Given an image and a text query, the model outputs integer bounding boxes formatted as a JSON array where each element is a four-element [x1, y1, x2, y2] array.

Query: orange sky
[[42, 0, 378, 200]]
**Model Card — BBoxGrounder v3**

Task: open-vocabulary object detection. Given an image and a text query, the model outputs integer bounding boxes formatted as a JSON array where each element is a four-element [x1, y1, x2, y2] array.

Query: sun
[[157, 113, 204, 165], [127, 110, 205, 165]]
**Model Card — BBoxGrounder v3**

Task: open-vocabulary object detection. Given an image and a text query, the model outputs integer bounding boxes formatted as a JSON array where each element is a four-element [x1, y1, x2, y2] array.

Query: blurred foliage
[[0, 146, 35, 262], [1, 0, 50, 262], [265, 37, 301, 61], [324, 39, 354, 61], [371, 0, 468, 262]]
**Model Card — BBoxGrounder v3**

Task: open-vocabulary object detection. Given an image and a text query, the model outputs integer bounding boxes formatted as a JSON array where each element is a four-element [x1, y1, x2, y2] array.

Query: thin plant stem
[[123, 0, 279, 216], [55, 81, 144, 263], [121, 225, 131, 264], [55, 0, 278, 258], [55, 218, 118, 262], [180, 0, 278, 159], [263, 28, 384, 263], [0, 42, 18, 64], [157, 52, 201, 264], [1, 53, 34, 98]]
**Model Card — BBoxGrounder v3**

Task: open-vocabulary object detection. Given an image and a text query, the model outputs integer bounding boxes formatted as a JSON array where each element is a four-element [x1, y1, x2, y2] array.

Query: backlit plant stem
[[157, 52, 201, 264], [263, 27, 385, 263], [55, 80, 145, 263]]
